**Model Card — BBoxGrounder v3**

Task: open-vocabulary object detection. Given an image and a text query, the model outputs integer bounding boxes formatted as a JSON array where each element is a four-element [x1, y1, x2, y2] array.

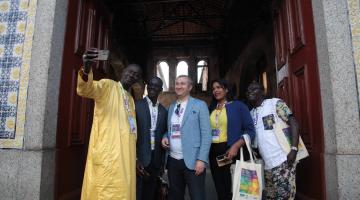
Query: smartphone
[[95, 49, 109, 61], [216, 154, 227, 161], [216, 154, 232, 167]]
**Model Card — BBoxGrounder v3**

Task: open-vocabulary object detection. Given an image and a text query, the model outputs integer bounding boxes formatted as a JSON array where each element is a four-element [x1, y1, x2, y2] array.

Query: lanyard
[[215, 102, 226, 129], [119, 82, 132, 117], [174, 103, 184, 123], [146, 97, 158, 130], [252, 100, 265, 126], [150, 105, 158, 130]]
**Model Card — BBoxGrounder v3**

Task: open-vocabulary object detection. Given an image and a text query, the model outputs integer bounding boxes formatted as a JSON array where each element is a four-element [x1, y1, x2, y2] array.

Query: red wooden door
[[274, 0, 325, 199], [55, 0, 111, 199]]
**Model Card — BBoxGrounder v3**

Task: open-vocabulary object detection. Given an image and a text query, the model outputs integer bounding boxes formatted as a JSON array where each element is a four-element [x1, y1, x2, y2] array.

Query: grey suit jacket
[[135, 98, 168, 168], [166, 97, 212, 170]]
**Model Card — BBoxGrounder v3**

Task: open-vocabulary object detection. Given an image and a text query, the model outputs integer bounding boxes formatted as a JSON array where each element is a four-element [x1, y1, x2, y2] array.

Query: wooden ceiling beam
[[146, 15, 224, 22], [113, 0, 192, 6]]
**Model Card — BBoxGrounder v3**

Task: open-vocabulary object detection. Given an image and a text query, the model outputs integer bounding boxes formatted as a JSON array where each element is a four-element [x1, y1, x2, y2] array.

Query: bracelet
[[81, 67, 89, 75]]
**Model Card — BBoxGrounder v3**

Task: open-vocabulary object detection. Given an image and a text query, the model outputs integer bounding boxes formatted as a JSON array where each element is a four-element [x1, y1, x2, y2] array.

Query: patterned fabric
[[0, 0, 37, 148], [264, 161, 297, 200], [275, 100, 293, 123]]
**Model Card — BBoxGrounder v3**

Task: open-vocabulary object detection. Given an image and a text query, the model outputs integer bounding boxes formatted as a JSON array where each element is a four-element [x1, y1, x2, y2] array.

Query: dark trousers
[[167, 157, 206, 200], [209, 142, 232, 200], [136, 153, 161, 200]]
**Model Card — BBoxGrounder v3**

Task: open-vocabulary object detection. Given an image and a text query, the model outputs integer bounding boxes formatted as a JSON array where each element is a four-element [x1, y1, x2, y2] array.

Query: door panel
[[55, 1, 111, 199], [286, 0, 305, 54], [292, 66, 311, 148], [273, 0, 325, 199], [274, 5, 287, 69], [277, 77, 290, 104]]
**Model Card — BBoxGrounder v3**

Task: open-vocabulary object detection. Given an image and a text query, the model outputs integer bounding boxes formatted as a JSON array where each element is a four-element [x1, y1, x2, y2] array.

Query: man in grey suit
[[136, 77, 168, 200], [161, 75, 212, 200]]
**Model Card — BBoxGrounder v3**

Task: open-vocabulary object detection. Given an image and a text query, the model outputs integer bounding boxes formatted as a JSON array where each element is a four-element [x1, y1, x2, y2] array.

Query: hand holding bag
[[232, 135, 263, 200]]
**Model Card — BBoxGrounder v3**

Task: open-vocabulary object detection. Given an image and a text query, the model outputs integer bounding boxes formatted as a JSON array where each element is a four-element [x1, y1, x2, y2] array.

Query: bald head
[[126, 63, 142, 74]]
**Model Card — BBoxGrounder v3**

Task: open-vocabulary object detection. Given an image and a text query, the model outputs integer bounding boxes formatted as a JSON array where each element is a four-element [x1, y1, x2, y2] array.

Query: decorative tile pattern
[[347, 0, 360, 109], [0, 0, 37, 149]]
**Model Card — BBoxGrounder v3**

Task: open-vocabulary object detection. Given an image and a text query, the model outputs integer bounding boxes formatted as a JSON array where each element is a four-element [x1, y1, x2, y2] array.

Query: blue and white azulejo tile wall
[[0, 0, 37, 149]]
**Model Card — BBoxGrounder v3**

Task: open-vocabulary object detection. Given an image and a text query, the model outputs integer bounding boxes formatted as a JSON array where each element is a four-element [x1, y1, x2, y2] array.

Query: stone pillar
[[168, 58, 178, 91], [0, 0, 68, 199], [312, 0, 360, 199], [188, 57, 197, 91]]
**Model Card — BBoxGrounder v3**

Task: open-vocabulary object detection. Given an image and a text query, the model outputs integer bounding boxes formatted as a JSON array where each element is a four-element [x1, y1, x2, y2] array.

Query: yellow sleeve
[[76, 69, 109, 100]]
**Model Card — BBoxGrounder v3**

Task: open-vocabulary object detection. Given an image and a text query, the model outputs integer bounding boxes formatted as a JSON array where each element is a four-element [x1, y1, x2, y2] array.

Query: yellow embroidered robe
[[77, 70, 136, 200]]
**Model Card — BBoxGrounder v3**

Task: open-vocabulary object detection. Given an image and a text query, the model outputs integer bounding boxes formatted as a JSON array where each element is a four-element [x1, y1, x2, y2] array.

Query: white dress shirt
[[146, 96, 159, 151]]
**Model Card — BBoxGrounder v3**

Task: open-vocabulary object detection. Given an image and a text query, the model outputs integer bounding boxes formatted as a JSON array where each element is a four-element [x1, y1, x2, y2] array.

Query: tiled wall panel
[[0, 0, 37, 148]]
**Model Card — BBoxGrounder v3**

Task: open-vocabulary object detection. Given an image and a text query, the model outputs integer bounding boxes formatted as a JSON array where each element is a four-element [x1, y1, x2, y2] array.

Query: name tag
[[171, 123, 181, 139], [212, 128, 220, 141], [128, 116, 137, 134]]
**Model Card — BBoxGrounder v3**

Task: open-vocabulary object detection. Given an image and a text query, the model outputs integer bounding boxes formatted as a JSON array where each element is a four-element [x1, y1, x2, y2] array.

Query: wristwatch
[[81, 67, 89, 75], [290, 146, 298, 151]]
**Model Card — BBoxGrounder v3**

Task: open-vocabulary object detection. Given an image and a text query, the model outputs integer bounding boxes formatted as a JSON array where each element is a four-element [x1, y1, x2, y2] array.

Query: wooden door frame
[[273, 0, 326, 199], [54, 0, 112, 199]]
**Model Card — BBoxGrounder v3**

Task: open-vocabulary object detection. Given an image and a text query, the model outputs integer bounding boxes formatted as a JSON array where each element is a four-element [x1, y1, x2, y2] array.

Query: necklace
[[253, 100, 265, 126], [215, 101, 227, 128]]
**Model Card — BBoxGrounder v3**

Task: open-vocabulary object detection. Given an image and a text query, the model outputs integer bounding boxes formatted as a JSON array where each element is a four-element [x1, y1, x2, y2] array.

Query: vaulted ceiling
[[103, 0, 271, 47], [105, 0, 227, 43]]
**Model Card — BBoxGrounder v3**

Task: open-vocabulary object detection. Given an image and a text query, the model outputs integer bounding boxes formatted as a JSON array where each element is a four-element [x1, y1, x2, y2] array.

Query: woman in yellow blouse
[[209, 79, 255, 200]]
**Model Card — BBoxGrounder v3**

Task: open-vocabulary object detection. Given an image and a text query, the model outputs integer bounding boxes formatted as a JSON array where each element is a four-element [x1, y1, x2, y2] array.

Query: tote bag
[[273, 115, 309, 161], [232, 135, 263, 200]]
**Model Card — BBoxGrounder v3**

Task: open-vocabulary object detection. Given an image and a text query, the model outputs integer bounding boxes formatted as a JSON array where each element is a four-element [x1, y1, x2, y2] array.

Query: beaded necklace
[[253, 100, 265, 126]]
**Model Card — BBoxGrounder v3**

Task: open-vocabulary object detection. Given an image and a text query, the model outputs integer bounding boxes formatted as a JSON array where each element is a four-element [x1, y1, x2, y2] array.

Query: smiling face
[[212, 81, 228, 102], [147, 77, 163, 101], [246, 82, 265, 107], [121, 64, 142, 87], [175, 76, 192, 99]]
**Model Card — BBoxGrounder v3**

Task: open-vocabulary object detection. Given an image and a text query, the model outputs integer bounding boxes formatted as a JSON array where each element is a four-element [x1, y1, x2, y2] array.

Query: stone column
[[188, 57, 197, 91], [168, 58, 178, 91], [0, 0, 68, 199], [312, 0, 360, 199]]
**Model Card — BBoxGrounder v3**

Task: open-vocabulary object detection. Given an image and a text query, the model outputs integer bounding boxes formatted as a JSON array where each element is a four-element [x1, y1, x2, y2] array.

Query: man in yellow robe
[[77, 48, 142, 200]]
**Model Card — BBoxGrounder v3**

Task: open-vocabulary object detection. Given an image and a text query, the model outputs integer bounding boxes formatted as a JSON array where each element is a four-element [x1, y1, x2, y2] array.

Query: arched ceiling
[[103, 0, 271, 46]]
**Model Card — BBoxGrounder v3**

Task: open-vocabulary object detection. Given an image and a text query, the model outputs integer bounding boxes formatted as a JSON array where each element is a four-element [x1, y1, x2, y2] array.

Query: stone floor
[[184, 168, 217, 200]]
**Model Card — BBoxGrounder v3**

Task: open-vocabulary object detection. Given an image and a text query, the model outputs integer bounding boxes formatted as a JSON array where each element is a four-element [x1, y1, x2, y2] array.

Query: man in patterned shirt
[[246, 82, 300, 200]]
